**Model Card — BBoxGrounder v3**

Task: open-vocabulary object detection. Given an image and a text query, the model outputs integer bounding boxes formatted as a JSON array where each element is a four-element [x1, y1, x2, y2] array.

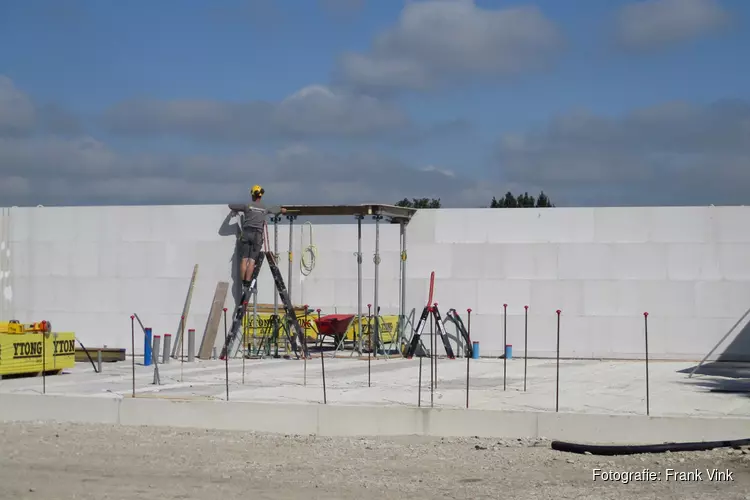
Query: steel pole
[[373, 214, 382, 356], [356, 215, 364, 354], [399, 221, 407, 350], [287, 215, 296, 306]]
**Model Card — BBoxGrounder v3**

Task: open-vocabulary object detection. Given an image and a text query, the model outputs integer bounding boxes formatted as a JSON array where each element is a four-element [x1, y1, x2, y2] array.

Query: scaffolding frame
[[274, 204, 416, 357]]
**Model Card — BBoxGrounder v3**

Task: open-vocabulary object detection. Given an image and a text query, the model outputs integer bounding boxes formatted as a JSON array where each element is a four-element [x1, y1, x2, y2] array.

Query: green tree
[[395, 197, 442, 208], [489, 190, 554, 208]]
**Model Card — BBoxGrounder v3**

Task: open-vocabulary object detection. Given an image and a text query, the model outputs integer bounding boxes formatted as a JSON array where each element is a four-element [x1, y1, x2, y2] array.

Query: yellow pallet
[[241, 312, 400, 344], [0, 332, 76, 377]]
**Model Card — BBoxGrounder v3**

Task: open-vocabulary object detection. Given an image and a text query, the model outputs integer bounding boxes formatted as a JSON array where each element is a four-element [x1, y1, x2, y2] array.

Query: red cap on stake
[[524, 305, 528, 310], [644, 312, 649, 317], [556, 309, 561, 315], [467, 308, 472, 313], [130, 315, 134, 320], [223, 308, 228, 312]]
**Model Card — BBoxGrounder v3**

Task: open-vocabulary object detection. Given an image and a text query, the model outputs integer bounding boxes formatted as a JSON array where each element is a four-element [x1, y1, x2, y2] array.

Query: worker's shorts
[[238, 228, 264, 262]]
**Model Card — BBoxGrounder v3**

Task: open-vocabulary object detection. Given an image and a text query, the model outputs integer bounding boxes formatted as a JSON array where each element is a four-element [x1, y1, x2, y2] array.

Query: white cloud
[[101, 84, 411, 142], [615, 0, 730, 50], [0, 74, 492, 207], [495, 99, 750, 206], [0, 76, 81, 137], [0, 76, 36, 136], [0, 135, 488, 206], [336, 0, 562, 92]]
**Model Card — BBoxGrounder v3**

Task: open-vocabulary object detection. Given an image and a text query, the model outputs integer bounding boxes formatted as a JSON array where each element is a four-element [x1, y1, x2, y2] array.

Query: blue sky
[[1, 0, 749, 207]]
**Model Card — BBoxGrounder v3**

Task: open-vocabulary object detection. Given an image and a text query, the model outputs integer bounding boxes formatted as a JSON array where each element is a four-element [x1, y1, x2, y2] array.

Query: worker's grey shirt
[[228, 201, 280, 230]]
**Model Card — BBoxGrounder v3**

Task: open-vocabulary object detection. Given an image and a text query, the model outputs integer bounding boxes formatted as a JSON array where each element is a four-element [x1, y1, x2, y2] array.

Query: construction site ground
[[1, 421, 749, 500], [1, 355, 748, 417]]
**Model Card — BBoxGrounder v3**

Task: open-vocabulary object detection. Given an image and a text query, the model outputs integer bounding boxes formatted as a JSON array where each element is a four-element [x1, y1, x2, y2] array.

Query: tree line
[[395, 191, 554, 209]]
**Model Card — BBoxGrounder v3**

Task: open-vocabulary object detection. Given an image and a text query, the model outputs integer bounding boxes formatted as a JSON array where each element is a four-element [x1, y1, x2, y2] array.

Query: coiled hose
[[551, 437, 750, 456], [300, 221, 317, 276]]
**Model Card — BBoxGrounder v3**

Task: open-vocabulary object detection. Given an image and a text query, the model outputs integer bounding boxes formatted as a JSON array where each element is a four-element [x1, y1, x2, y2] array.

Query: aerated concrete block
[[69, 277, 121, 313], [431, 278, 477, 313], [529, 280, 584, 317], [614, 280, 696, 318], [666, 244, 722, 281], [406, 243, 453, 280], [719, 244, 750, 281], [449, 243, 490, 280], [712, 207, 750, 243], [582, 281, 620, 317], [476, 279, 531, 315], [68, 240, 100, 278], [694, 281, 750, 319], [434, 209, 489, 244], [113, 206, 157, 242], [610, 244, 668, 280], [593, 207, 651, 243], [500, 243, 559, 280], [557, 244, 614, 280], [298, 278, 336, 310], [486, 208, 596, 244], [406, 210, 436, 244], [648, 207, 712, 243]]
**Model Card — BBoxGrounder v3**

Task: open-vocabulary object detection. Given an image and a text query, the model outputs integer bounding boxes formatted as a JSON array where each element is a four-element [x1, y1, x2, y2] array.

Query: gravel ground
[[0, 422, 748, 499]]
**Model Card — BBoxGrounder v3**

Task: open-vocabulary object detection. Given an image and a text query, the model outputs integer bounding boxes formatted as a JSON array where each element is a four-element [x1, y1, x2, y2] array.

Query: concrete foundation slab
[[0, 358, 748, 444]]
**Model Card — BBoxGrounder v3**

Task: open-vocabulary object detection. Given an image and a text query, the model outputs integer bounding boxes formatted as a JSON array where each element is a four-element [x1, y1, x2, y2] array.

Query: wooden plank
[[198, 281, 229, 359], [171, 264, 199, 358], [74, 348, 126, 363]]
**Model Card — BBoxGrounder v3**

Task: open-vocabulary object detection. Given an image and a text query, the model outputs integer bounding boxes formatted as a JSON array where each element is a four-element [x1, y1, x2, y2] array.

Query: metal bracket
[[354, 251, 362, 264], [373, 253, 381, 265]]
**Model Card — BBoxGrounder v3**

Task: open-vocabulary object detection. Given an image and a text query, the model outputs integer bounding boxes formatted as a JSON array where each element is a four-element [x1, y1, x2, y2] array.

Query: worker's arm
[[228, 203, 246, 213], [267, 205, 286, 215]]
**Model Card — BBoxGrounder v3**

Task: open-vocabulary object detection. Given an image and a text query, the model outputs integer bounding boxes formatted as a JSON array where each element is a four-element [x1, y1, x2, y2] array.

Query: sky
[[1, 0, 749, 208]]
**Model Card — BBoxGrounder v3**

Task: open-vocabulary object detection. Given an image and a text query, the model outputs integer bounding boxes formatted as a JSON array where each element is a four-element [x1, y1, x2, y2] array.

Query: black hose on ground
[[551, 438, 750, 456], [76, 339, 99, 373]]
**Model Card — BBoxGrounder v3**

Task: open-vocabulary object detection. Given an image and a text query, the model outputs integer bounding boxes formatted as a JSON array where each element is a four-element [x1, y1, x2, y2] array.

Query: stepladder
[[405, 303, 455, 359], [221, 250, 310, 360]]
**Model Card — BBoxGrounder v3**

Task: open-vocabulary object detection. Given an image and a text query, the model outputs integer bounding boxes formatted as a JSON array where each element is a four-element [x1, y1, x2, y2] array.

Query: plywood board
[[198, 281, 229, 359], [171, 264, 199, 358]]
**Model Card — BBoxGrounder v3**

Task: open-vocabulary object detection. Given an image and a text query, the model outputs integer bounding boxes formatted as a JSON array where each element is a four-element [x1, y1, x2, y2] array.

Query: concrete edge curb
[[1, 393, 748, 445]]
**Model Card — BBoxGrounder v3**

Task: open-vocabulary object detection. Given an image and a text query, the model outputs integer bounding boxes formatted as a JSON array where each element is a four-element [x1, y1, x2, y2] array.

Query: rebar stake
[[367, 303, 372, 387], [130, 315, 135, 398], [644, 312, 650, 416], [523, 305, 528, 392], [466, 308, 472, 409], [555, 309, 561, 413], [503, 303, 507, 391], [223, 308, 229, 401]]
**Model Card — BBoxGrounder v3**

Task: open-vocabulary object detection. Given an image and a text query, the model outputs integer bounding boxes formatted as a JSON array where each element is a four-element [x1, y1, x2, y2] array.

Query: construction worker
[[228, 185, 286, 291]]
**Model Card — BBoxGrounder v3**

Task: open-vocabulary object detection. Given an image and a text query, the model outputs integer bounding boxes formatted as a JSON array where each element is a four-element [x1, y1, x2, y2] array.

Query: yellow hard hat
[[250, 184, 264, 196]]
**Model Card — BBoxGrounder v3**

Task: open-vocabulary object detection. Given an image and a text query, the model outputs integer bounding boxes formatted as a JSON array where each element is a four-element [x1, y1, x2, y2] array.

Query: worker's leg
[[240, 257, 249, 281], [238, 233, 252, 288], [243, 230, 263, 287], [244, 258, 256, 284]]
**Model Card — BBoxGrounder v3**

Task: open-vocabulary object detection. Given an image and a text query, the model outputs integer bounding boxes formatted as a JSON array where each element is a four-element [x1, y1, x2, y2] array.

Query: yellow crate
[[0, 332, 76, 376], [241, 312, 400, 344], [343, 315, 400, 343], [242, 311, 317, 340]]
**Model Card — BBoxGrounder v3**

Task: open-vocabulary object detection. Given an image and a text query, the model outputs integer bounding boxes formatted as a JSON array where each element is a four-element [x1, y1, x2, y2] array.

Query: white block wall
[[3, 204, 750, 362], [0, 207, 11, 321]]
